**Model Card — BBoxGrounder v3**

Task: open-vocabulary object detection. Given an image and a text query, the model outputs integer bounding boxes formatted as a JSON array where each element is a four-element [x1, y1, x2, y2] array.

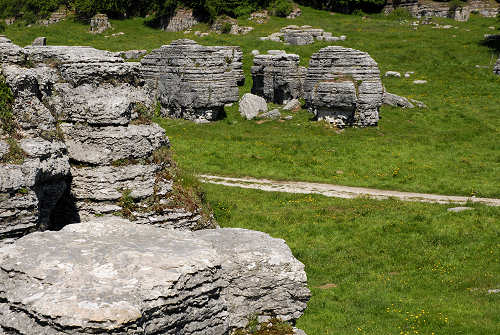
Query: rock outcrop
[[383, 0, 499, 20], [162, 8, 199, 32], [251, 51, 306, 104], [494, 57, 500, 76], [239, 93, 268, 120], [0, 38, 71, 246], [0, 40, 211, 247], [141, 39, 244, 122], [0, 218, 310, 334], [304, 46, 383, 127], [89, 13, 111, 34], [261, 26, 346, 45]]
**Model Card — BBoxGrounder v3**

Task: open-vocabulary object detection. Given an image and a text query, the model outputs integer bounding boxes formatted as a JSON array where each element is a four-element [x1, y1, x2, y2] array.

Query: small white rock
[[413, 80, 428, 84], [385, 71, 401, 78], [447, 207, 474, 213], [251, 49, 260, 56]]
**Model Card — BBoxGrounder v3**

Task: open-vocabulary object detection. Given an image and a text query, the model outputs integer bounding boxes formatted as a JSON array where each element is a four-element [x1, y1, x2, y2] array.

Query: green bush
[[387, 8, 412, 20], [221, 21, 232, 33], [0, 0, 68, 21], [270, 0, 293, 17], [0, 20, 6, 32], [0, 76, 15, 135]]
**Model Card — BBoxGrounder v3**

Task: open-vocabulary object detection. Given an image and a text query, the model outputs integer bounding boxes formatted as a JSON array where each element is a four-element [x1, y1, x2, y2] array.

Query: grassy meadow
[[3, 6, 500, 334]]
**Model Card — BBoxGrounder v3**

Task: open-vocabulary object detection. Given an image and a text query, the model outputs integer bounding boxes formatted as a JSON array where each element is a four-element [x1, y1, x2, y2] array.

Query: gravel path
[[199, 175, 500, 207]]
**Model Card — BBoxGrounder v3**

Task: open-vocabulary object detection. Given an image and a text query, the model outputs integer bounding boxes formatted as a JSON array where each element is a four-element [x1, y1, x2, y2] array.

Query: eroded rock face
[[196, 228, 310, 329], [0, 218, 228, 335], [0, 42, 210, 246], [251, 51, 306, 104], [89, 13, 111, 34], [141, 39, 244, 122], [0, 218, 310, 334], [163, 8, 199, 32], [304, 46, 383, 127]]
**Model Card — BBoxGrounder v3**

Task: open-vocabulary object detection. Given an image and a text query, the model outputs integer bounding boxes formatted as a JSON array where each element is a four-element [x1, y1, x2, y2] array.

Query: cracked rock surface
[[304, 46, 383, 127], [251, 51, 306, 104], [141, 39, 244, 122], [0, 219, 310, 334]]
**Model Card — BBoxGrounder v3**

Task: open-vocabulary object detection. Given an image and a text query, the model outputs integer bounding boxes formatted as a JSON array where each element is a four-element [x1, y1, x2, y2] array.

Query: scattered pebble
[[385, 71, 401, 78], [413, 80, 427, 84]]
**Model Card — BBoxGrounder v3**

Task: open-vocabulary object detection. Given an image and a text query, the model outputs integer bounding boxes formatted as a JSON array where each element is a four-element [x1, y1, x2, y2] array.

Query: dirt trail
[[199, 175, 500, 207]]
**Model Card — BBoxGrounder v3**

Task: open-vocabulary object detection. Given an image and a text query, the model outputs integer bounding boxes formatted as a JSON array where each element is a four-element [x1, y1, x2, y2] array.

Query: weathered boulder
[[383, 92, 415, 108], [287, 7, 302, 19], [239, 93, 268, 120], [0, 36, 26, 64], [141, 39, 244, 122], [89, 13, 111, 34], [251, 51, 306, 104], [261, 109, 281, 120], [196, 228, 310, 329], [495, 57, 500, 76], [304, 46, 383, 127], [162, 8, 199, 32], [118, 49, 148, 60], [32, 36, 46, 46], [283, 99, 301, 111], [0, 218, 229, 335], [0, 219, 310, 334]]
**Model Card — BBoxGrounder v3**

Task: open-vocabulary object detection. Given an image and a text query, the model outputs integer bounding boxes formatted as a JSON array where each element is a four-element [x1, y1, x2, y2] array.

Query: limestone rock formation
[[287, 7, 302, 19], [141, 39, 244, 122], [32, 37, 47, 46], [383, 0, 498, 20], [239, 93, 268, 120], [0, 218, 310, 334], [0, 41, 211, 246], [261, 26, 346, 45], [163, 8, 199, 32], [89, 13, 111, 34], [196, 228, 310, 329], [251, 51, 306, 104], [383, 92, 415, 108], [0, 218, 228, 335], [495, 57, 500, 76], [304, 46, 383, 127]]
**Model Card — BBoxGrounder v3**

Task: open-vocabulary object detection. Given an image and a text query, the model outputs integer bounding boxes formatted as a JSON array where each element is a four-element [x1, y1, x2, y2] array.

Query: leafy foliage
[[0, 76, 16, 136], [0, 0, 69, 22], [294, 0, 385, 14]]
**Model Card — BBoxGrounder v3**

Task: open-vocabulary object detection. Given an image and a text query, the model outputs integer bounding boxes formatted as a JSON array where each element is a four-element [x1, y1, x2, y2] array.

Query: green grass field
[[3, 6, 500, 334]]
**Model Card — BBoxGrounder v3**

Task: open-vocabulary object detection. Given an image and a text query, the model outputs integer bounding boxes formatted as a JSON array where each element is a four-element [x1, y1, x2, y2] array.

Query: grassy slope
[[4, 8, 500, 197], [2, 6, 500, 335], [204, 183, 500, 335]]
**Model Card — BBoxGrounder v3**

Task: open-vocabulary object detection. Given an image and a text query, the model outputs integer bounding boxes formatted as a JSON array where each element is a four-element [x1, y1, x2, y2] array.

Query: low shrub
[[269, 0, 293, 17], [387, 8, 413, 20]]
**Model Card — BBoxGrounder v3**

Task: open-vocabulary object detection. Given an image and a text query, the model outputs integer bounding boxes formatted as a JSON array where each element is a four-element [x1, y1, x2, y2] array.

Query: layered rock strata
[[384, 0, 499, 20], [0, 218, 310, 334], [304, 46, 383, 127], [251, 50, 306, 104], [89, 13, 111, 34], [0, 40, 210, 246], [141, 39, 244, 122], [0, 38, 71, 246], [261, 25, 345, 45], [163, 8, 199, 32]]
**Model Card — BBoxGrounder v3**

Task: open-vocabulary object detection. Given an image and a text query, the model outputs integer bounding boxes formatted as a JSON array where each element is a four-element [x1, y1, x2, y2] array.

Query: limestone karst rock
[[304, 46, 384, 127], [239, 93, 268, 120], [89, 13, 111, 34], [0, 218, 310, 334], [0, 41, 211, 246], [141, 39, 244, 122], [251, 51, 306, 104], [162, 8, 199, 32]]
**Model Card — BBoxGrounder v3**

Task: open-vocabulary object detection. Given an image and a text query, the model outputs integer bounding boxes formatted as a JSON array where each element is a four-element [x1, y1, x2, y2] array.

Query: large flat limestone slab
[[0, 218, 228, 334]]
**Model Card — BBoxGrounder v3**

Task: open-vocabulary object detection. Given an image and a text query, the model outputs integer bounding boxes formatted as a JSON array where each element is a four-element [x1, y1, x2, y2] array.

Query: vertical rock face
[[251, 51, 306, 104], [89, 13, 111, 34], [0, 218, 310, 334], [0, 41, 71, 245], [141, 39, 244, 122], [304, 46, 383, 127], [163, 8, 199, 32], [0, 42, 211, 247], [196, 228, 311, 329]]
